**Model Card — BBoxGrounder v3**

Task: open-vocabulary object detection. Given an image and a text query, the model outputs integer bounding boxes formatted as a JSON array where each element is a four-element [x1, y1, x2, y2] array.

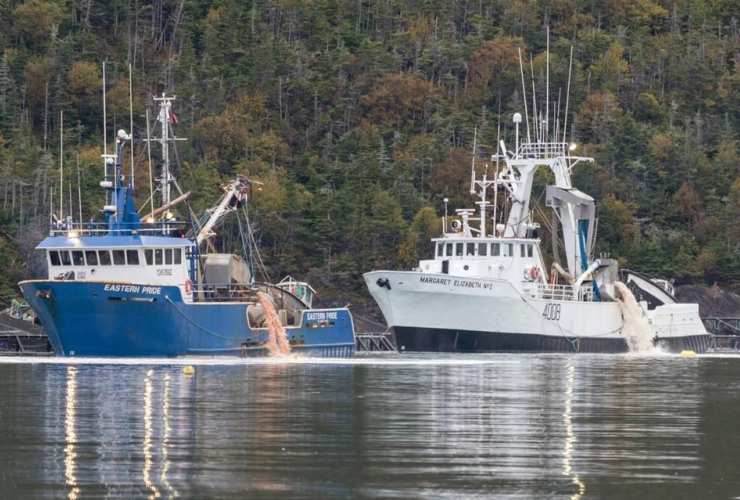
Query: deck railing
[[49, 220, 191, 237], [187, 282, 307, 312], [522, 282, 595, 302], [517, 142, 569, 159]]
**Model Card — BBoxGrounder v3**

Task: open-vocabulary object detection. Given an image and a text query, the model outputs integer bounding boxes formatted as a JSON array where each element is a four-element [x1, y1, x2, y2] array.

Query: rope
[[515, 286, 624, 352], [165, 296, 264, 342], [235, 208, 254, 279], [515, 292, 580, 351], [242, 203, 270, 283]]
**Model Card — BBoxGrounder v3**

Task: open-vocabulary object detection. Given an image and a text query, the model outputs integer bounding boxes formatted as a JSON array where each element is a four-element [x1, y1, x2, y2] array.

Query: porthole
[[464, 265, 469, 270]]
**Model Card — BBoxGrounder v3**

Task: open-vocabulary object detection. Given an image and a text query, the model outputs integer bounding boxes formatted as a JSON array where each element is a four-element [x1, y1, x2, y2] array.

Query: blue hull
[[19, 281, 355, 358]]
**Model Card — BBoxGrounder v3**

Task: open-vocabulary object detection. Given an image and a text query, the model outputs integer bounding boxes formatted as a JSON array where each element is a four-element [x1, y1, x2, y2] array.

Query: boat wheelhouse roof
[[37, 235, 194, 249], [431, 236, 538, 243]]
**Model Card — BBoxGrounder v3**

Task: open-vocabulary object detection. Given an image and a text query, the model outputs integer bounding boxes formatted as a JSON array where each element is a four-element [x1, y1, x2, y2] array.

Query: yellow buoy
[[183, 365, 195, 376], [680, 350, 696, 358]]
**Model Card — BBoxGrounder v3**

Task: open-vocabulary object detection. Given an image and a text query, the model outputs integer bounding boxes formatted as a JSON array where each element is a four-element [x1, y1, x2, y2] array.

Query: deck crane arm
[[194, 175, 257, 246]]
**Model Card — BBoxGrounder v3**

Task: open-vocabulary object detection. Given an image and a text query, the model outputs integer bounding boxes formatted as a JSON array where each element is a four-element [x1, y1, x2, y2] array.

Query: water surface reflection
[[0, 354, 735, 498]]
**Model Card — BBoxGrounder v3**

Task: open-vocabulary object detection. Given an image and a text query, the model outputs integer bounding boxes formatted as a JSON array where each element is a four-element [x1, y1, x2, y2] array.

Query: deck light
[[569, 143, 577, 151]]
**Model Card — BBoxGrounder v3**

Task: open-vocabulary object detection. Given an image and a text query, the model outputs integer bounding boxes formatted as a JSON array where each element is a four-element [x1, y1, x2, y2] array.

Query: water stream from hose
[[614, 282, 654, 352], [257, 291, 291, 357]]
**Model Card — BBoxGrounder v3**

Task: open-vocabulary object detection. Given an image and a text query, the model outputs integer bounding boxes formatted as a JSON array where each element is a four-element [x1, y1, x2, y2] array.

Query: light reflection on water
[[0, 354, 737, 498]]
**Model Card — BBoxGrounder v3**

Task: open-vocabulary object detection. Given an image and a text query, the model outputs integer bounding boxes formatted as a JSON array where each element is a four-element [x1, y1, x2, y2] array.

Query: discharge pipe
[[573, 259, 601, 295]]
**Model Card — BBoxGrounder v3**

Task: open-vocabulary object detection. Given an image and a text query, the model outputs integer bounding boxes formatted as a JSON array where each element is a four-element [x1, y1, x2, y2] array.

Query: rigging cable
[[165, 296, 263, 341]]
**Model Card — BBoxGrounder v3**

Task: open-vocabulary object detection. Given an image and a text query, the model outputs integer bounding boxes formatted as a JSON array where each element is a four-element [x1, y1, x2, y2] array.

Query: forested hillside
[[1, 0, 740, 305]]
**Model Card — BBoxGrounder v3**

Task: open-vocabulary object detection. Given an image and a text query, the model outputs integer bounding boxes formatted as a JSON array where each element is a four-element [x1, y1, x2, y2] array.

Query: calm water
[[0, 354, 739, 499]]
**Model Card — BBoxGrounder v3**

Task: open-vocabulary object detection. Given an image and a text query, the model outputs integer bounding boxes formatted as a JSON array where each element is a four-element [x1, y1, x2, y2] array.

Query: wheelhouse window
[[491, 243, 500, 256], [144, 249, 153, 265], [437, 243, 443, 257], [520, 244, 526, 257], [466, 243, 475, 256], [127, 250, 140, 265], [478, 243, 487, 256], [446, 243, 452, 257], [174, 249, 182, 264], [85, 250, 98, 266], [112, 250, 126, 265], [60, 251, 71, 266], [155, 249, 163, 265], [49, 251, 61, 266], [455, 243, 464, 257], [72, 251, 84, 266], [527, 245, 534, 258], [99, 250, 111, 266], [165, 249, 173, 265]]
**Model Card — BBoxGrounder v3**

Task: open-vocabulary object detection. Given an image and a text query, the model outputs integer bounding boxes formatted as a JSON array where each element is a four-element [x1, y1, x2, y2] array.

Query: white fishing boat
[[364, 46, 708, 353]]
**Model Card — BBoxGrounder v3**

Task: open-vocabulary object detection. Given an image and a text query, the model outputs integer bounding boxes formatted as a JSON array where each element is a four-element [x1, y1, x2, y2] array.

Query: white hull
[[365, 271, 709, 353]]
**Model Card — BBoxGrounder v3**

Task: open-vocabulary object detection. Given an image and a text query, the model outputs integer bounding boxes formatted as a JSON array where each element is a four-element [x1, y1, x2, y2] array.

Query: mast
[[148, 94, 186, 207], [155, 93, 173, 205]]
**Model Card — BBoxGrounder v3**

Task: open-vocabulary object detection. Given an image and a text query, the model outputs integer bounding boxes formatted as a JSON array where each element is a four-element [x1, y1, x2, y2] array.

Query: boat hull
[[365, 271, 709, 354], [19, 280, 355, 358], [393, 327, 708, 354]]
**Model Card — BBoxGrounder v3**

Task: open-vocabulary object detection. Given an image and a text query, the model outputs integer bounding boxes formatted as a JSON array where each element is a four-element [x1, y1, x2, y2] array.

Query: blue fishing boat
[[19, 94, 355, 358]]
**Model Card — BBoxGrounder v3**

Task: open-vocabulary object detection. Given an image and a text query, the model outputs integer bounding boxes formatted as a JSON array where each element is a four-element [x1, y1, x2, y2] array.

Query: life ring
[[185, 279, 193, 294], [525, 267, 539, 281], [530, 266, 539, 281]]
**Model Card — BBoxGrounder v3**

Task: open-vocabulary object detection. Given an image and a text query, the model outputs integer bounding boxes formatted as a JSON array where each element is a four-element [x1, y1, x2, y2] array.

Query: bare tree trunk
[[84, 0, 93, 30], [19, 184, 23, 232], [43, 82, 48, 151]]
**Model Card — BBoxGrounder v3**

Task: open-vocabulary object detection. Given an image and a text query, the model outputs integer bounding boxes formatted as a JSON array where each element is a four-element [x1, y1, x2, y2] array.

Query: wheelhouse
[[40, 235, 193, 286], [418, 236, 545, 282]]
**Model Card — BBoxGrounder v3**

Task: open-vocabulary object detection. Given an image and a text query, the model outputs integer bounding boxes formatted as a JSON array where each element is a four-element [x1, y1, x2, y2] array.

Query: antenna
[[68, 174, 72, 219], [556, 88, 562, 142], [102, 62, 107, 157], [443, 198, 449, 234], [546, 25, 550, 141], [563, 46, 574, 144], [59, 110, 63, 219], [496, 92, 502, 168], [145, 108, 155, 217], [77, 153, 82, 223], [129, 63, 134, 189], [518, 48, 531, 143], [530, 54, 539, 142], [470, 127, 477, 194]]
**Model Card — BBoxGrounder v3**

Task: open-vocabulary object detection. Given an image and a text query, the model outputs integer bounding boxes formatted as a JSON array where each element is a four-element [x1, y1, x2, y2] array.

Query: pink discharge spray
[[257, 291, 291, 357]]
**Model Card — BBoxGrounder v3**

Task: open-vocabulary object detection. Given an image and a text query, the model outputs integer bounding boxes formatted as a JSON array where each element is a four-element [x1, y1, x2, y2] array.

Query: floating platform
[[0, 313, 52, 356], [353, 314, 397, 354]]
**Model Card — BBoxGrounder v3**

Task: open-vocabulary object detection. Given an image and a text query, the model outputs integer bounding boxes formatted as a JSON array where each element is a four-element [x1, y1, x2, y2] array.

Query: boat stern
[[647, 303, 710, 353]]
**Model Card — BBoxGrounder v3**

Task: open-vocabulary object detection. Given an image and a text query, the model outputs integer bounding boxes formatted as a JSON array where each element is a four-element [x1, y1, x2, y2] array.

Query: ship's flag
[[169, 110, 179, 124]]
